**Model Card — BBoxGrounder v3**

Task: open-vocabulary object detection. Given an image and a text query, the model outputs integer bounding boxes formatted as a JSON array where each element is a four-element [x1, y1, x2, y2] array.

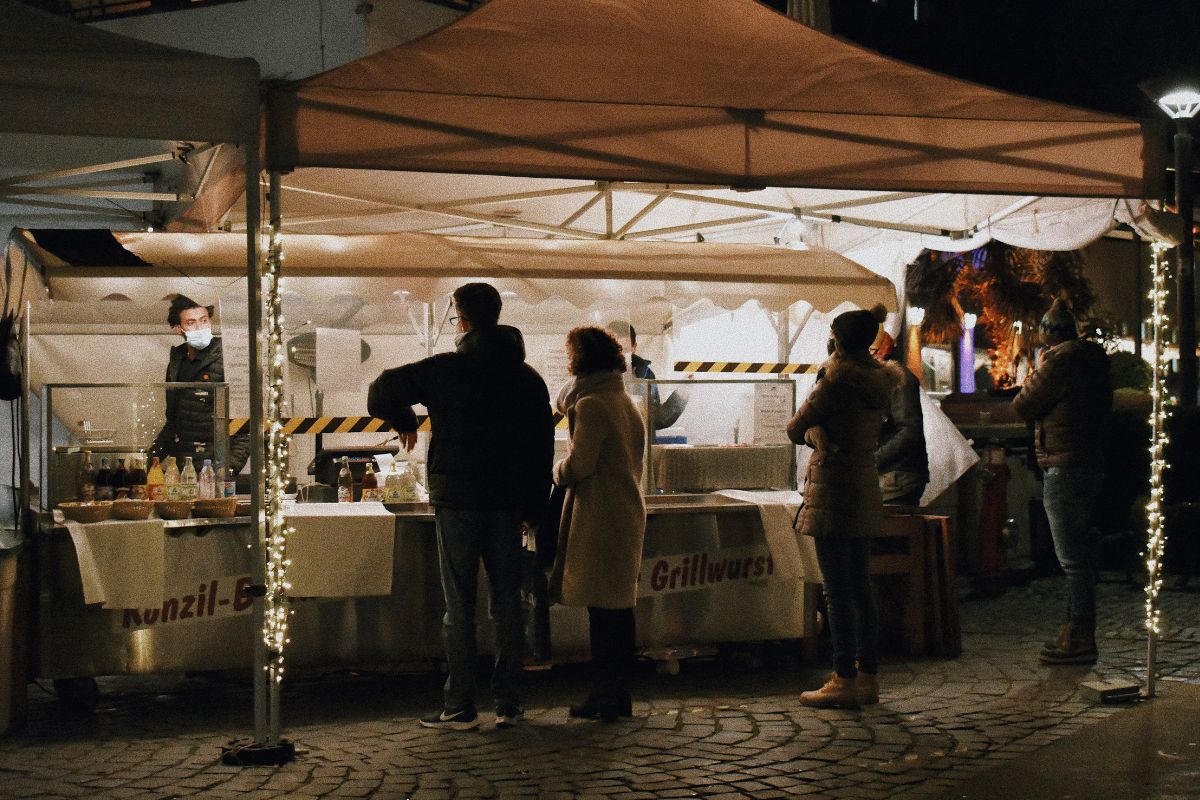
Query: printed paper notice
[[541, 349, 571, 401], [752, 383, 793, 444]]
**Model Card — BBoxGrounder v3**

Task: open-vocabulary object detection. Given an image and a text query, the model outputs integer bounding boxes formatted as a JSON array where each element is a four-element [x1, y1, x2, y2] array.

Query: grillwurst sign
[[638, 544, 785, 598]]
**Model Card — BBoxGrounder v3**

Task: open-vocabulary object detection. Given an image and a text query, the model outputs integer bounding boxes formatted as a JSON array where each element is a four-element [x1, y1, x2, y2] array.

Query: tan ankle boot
[[856, 671, 879, 705], [800, 673, 859, 709]]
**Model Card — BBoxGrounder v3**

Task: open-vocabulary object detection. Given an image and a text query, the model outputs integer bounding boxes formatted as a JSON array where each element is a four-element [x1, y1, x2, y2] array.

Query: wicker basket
[[154, 500, 194, 520], [193, 497, 237, 519], [59, 502, 112, 524], [111, 499, 154, 520]]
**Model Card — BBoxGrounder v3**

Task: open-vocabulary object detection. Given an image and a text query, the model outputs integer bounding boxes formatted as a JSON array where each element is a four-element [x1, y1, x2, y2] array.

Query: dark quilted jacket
[[788, 353, 903, 538], [367, 325, 553, 521], [1012, 338, 1112, 468]]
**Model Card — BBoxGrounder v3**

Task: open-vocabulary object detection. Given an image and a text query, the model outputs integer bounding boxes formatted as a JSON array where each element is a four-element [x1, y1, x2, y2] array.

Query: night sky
[[764, 0, 1200, 118]]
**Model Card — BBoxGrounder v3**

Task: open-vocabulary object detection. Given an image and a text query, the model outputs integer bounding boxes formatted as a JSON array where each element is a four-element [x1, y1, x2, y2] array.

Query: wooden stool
[[874, 513, 927, 657]]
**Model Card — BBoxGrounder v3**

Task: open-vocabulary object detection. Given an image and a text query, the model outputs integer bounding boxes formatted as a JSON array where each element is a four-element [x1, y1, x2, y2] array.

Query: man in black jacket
[[605, 321, 687, 431], [151, 295, 249, 476], [368, 283, 553, 731], [870, 325, 928, 506]]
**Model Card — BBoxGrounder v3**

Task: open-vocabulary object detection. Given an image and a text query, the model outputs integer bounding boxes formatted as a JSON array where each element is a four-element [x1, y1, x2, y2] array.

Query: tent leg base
[[220, 737, 296, 766]]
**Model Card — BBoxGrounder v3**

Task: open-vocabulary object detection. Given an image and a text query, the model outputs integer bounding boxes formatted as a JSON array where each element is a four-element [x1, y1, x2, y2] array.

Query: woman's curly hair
[[566, 325, 627, 376]]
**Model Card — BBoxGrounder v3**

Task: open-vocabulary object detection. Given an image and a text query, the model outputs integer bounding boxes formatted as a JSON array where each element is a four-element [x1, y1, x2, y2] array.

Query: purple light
[[959, 316, 977, 393]]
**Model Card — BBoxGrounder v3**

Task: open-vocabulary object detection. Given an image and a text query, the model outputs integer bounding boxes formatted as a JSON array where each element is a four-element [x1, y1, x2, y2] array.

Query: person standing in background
[[605, 320, 688, 431], [869, 305, 928, 507], [1013, 299, 1112, 665], [368, 283, 553, 730]]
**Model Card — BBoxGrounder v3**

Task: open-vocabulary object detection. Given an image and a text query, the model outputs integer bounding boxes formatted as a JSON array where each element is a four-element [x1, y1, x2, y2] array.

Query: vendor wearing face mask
[[149, 295, 250, 476]]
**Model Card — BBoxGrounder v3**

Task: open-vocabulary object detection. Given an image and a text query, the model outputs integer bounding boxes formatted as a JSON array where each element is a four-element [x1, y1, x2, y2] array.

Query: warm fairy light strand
[[263, 223, 293, 685], [1144, 243, 1173, 639]]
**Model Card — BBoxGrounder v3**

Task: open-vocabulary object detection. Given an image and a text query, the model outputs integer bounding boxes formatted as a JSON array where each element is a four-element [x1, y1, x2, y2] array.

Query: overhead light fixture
[[1157, 88, 1200, 119]]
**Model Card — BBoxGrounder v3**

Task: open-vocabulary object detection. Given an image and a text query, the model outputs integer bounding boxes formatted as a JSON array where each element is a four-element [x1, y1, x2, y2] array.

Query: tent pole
[[267, 170, 284, 744], [245, 140, 267, 746]]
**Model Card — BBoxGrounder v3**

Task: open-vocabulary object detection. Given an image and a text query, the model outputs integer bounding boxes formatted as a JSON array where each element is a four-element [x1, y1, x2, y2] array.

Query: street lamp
[[1157, 87, 1200, 407]]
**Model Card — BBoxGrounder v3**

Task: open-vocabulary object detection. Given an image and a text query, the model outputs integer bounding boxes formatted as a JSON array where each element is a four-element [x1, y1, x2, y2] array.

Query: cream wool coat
[[551, 371, 647, 609]]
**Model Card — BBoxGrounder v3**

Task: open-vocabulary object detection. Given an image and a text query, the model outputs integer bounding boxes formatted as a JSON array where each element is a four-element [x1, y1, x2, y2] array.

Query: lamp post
[[1157, 88, 1200, 407]]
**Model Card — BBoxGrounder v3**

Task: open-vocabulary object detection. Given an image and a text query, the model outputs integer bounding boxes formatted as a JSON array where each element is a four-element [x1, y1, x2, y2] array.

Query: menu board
[[752, 382, 793, 445]]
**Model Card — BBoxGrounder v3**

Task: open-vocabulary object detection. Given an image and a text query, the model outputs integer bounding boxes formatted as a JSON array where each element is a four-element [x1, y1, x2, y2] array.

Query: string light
[[263, 222, 293, 686], [1144, 242, 1173, 695]]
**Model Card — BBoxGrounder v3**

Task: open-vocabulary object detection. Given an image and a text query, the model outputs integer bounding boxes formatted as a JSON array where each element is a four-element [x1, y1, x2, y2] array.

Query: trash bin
[[0, 530, 23, 735]]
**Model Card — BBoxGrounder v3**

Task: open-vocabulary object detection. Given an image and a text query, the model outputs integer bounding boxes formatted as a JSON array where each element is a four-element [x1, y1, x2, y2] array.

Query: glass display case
[[632, 378, 797, 494], [40, 382, 232, 509]]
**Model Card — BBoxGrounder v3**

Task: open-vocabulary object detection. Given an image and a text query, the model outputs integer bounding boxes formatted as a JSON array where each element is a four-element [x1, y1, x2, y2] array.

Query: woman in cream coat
[[551, 325, 647, 721]]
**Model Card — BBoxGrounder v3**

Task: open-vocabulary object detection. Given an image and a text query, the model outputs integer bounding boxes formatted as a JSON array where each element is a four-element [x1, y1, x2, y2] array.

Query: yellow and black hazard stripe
[[673, 361, 820, 375], [229, 411, 569, 437]]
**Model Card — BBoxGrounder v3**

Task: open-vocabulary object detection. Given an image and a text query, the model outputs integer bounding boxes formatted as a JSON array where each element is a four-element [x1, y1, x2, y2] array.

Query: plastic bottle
[[79, 450, 97, 502], [128, 457, 148, 501], [392, 458, 418, 503], [198, 459, 216, 500], [223, 466, 237, 498], [383, 462, 400, 503], [95, 457, 113, 501], [180, 457, 198, 501], [337, 456, 353, 503], [146, 457, 165, 501], [163, 456, 181, 500]]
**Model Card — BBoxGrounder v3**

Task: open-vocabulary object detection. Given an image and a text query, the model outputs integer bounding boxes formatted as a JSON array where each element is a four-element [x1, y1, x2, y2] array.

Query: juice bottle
[[146, 457, 165, 501], [360, 463, 382, 502], [180, 457, 198, 501], [163, 456, 181, 501], [337, 456, 353, 503]]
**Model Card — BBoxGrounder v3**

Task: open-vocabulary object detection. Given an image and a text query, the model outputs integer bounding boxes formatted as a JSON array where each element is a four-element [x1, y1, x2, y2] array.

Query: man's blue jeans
[[814, 536, 878, 678], [433, 507, 525, 712], [1042, 466, 1104, 636]]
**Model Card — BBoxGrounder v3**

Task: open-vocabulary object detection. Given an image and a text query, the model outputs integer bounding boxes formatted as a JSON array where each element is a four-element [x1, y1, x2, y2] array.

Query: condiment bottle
[[95, 457, 113, 501], [128, 457, 148, 501], [180, 457, 198, 501], [146, 457, 165, 501], [337, 456, 353, 503], [79, 450, 97, 502], [198, 459, 216, 500], [360, 463, 382, 502], [163, 456, 181, 501]]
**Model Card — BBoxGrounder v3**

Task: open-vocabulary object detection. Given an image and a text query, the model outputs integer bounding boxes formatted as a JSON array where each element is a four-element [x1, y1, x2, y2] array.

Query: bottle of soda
[[129, 456, 148, 501], [163, 456, 181, 501], [79, 450, 97, 502], [180, 457, 198, 501], [222, 465, 237, 498], [111, 458, 129, 500], [198, 459, 216, 500], [146, 456, 165, 501], [337, 456, 353, 503], [360, 463, 382, 502], [95, 457, 113, 501]]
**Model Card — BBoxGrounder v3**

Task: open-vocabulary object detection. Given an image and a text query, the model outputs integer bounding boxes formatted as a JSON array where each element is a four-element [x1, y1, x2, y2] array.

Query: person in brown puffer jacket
[[789, 309, 903, 709], [1013, 299, 1112, 665]]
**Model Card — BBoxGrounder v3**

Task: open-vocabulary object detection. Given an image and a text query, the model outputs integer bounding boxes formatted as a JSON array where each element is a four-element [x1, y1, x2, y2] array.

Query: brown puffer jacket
[[1012, 338, 1112, 468], [788, 353, 903, 538]]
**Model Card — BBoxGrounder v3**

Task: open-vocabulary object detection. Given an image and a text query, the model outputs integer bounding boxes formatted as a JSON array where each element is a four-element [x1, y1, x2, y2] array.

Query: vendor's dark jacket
[[631, 353, 686, 430], [1012, 337, 1112, 469], [367, 324, 553, 520], [787, 352, 903, 538], [150, 338, 250, 474], [876, 361, 928, 482]]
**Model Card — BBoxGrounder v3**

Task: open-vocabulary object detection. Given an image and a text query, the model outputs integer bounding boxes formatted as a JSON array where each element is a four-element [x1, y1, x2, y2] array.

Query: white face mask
[[184, 328, 213, 350]]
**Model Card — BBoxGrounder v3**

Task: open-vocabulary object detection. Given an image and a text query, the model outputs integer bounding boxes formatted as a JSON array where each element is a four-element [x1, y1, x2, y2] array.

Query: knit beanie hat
[[1039, 299, 1078, 337], [831, 309, 880, 353]]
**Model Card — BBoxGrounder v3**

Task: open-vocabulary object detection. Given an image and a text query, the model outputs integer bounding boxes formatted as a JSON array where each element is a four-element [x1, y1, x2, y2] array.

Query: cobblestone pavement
[[2, 574, 1198, 800]]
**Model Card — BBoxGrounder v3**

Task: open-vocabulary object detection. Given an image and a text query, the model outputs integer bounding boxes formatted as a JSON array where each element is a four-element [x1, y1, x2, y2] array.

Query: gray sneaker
[[419, 707, 479, 730]]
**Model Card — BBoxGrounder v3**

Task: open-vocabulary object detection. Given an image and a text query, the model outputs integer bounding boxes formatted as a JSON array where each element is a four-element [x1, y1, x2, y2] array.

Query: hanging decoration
[[1143, 242, 1173, 698], [262, 221, 293, 688]]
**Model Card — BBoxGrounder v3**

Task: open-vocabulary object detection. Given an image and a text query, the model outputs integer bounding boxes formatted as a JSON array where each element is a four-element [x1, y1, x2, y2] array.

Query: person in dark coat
[[368, 283, 553, 730], [605, 321, 688, 431], [868, 307, 928, 506], [150, 295, 250, 475], [789, 309, 903, 709], [1013, 299, 1112, 665]]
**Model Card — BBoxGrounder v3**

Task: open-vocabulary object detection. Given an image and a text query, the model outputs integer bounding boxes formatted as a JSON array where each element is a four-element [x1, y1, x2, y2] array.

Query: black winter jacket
[[150, 338, 250, 474], [367, 325, 553, 520], [1012, 338, 1112, 469], [876, 362, 928, 480]]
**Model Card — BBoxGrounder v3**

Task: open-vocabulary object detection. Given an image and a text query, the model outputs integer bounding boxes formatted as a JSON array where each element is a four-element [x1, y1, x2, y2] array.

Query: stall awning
[[22, 229, 896, 313], [267, 0, 1164, 198]]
